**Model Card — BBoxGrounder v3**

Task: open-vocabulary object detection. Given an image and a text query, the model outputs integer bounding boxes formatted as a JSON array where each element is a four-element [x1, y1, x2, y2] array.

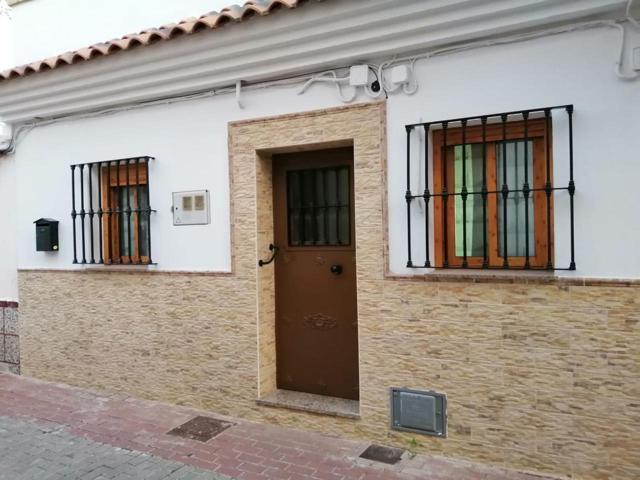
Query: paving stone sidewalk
[[0, 374, 551, 480], [0, 416, 226, 480]]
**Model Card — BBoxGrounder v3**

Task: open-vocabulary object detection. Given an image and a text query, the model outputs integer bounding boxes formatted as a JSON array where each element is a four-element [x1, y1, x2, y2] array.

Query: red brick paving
[[0, 374, 550, 480]]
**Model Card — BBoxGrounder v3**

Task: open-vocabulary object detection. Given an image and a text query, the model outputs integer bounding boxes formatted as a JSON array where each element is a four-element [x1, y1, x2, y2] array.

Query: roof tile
[[1, 0, 320, 82]]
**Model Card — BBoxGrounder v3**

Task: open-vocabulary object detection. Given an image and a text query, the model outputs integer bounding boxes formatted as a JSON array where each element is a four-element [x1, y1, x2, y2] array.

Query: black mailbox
[[34, 218, 59, 252]]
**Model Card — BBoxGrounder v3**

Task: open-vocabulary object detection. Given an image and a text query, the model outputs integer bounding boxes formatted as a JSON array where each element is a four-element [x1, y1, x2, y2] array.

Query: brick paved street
[[0, 374, 551, 480]]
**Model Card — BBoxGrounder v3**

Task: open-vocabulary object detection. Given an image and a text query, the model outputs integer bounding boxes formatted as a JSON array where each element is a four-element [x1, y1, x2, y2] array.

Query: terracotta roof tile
[[1, 0, 321, 82]]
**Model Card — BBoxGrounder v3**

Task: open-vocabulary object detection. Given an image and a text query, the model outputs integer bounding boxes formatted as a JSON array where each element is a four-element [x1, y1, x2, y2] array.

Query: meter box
[[173, 190, 210, 226]]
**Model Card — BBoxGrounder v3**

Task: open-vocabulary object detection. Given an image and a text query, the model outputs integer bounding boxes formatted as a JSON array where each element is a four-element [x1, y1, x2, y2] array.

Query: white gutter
[[0, 0, 630, 123]]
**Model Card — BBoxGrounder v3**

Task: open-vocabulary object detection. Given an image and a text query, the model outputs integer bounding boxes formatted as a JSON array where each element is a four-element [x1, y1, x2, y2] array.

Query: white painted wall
[[0, 154, 17, 300], [9, 25, 640, 288], [10, 0, 236, 67]]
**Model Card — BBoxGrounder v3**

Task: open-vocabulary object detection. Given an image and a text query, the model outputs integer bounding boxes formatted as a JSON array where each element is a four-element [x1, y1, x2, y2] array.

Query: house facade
[[0, 1, 639, 479]]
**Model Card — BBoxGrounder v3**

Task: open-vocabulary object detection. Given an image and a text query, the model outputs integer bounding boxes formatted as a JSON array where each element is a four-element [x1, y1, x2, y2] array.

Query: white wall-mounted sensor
[[390, 65, 410, 85], [349, 65, 370, 87], [173, 190, 210, 226]]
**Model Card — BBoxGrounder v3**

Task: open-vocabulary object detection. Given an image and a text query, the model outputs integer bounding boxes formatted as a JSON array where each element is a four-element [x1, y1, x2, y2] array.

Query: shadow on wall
[[0, 301, 19, 374]]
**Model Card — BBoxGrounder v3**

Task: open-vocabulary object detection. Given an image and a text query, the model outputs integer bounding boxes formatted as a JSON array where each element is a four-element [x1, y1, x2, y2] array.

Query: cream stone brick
[[470, 422, 538, 452], [501, 284, 572, 306], [437, 282, 504, 305], [466, 303, 519, 324], [504, 448, 571, 477], [569, 286, 639, 309], [519, 305, 608, 330], [607, 307, 640, 332]]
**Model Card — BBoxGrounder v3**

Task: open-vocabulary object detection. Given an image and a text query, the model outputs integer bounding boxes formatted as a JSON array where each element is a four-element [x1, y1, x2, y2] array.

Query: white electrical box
[[173, 190, 210, 226], [349, 65, 370, 86], [390, 64, 410, 85]]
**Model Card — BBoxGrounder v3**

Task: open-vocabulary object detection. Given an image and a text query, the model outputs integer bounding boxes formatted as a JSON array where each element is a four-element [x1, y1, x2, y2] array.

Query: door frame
[[227, 102, 386, 404]]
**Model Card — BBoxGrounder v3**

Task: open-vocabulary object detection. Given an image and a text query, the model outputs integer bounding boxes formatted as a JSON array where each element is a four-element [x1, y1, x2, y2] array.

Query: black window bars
[[70, 156, 155, 265], [404, 105, 575, 271]]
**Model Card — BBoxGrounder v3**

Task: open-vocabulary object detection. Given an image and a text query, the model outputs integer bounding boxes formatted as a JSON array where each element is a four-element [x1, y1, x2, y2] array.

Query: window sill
[[82, 263, 157, 271], [18, 267, 235, 277], [387, 270, 640, 286], [388, 269, 561, 285]]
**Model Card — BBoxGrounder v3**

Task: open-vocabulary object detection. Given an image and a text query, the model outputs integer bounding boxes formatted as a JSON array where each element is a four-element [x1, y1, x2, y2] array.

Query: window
[[70, 157, 154, 265], [403, 106, 576, 271], [432, 119, 550, 268]]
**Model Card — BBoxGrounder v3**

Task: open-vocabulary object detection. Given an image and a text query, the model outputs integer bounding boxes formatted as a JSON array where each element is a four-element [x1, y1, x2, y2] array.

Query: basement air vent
[[390, 388, 446, 437]]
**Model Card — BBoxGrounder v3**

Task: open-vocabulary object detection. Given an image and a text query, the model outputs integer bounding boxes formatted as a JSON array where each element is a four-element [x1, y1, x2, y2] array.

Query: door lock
[[330, 264, 343, 275]]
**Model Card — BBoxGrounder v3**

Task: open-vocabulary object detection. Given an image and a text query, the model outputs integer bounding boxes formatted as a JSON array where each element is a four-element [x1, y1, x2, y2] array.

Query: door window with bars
[[286, 166, 351, 247]]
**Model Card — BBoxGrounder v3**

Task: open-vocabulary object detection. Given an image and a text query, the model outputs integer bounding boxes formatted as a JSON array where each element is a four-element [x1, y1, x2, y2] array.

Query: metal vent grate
[[167, 416, 234, 442], [390, 388, 446, 437], [359, 444, 405, 464]]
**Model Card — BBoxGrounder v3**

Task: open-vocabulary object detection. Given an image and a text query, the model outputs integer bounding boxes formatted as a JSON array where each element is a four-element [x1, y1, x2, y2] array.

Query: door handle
[[330, 264, 343, 275], [258, 244, 279, 267]]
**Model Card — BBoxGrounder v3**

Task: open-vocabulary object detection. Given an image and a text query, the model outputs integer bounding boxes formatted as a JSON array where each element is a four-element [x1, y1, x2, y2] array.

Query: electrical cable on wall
[[298, 71, 357, 102]]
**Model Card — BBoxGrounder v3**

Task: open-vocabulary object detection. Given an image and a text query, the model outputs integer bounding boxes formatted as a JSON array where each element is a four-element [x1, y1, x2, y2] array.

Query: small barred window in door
[[286, 166, 351, 246]]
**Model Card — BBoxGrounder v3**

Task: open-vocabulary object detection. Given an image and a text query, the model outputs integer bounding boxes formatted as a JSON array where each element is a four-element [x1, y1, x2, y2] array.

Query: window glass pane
[[116, 186, 149, 260], [287, 171, 301, 246], [302, 170, 314, 245], [314, 171, 326, 244], [453, 144, 485, 257], [325, 169, 338, 245], [337, 167, 350, 245], [138, 186, 150, 258], [118, 188, 132, 257], [497, 141, 535, 257]]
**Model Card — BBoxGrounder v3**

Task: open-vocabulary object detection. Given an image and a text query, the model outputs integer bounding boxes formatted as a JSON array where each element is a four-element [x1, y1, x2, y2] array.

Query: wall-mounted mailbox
[[34, 218, 59, 252]]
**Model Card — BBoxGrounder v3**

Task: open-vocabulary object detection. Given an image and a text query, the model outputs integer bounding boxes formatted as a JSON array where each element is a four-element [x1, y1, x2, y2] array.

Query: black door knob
[[330, 264, 343, 275]]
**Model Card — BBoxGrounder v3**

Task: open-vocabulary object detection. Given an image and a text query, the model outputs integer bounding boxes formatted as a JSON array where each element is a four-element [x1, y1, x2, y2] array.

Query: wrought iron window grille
[[404, 105, 575, 271], [70, 156, 155, 265]]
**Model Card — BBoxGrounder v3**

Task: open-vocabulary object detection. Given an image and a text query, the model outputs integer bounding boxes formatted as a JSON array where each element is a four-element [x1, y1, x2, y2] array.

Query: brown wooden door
[[272, 147, 359, 400]]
